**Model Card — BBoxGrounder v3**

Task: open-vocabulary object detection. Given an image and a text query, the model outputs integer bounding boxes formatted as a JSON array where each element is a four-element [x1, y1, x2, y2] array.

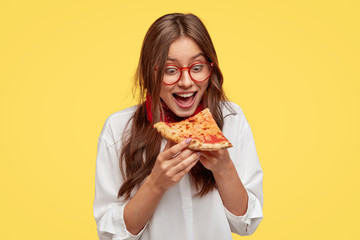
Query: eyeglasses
[[162, 62, 214, 85]]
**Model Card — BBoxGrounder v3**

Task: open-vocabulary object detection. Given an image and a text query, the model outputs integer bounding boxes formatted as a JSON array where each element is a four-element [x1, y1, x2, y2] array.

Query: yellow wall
[[1, 1, 359, 239]]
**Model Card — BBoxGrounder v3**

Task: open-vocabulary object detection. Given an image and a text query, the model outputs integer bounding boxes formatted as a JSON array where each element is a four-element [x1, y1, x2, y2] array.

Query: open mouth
[[172, 92, 197, 108]]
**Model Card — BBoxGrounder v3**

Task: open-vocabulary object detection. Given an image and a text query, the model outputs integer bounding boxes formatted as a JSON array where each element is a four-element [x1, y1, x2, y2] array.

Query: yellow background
[[1, 0, 359, 239]]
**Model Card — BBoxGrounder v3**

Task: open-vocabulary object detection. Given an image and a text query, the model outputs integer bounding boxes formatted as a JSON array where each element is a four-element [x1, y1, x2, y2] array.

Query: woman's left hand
[[198, 149, 233, 175]]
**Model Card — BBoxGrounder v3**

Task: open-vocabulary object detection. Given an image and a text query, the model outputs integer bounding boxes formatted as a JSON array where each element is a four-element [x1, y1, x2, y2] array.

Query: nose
[[177, 69, 194, 88]]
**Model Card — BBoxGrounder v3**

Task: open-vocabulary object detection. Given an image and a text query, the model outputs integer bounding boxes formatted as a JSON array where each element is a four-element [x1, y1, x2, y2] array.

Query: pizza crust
[[188, 138, 233, 151]]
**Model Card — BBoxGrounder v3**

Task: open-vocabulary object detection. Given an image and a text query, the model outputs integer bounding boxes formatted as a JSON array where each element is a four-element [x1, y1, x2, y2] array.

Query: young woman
[[94, 13, 263, 240]]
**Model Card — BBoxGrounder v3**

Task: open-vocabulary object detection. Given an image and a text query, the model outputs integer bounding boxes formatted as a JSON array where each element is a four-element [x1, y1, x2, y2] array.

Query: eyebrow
[[167, 53, 205, 61]]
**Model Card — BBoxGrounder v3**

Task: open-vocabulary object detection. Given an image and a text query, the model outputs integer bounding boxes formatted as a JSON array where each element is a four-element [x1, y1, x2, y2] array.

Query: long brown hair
[[118, 13, 232, 200]]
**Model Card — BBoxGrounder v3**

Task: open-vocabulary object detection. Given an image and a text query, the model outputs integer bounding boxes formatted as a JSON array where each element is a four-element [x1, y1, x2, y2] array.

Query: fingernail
[[185, 138, 192, 144]]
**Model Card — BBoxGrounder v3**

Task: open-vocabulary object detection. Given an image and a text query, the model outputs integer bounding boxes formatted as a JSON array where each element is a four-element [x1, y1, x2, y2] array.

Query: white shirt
[[93, 102, 263, 240]]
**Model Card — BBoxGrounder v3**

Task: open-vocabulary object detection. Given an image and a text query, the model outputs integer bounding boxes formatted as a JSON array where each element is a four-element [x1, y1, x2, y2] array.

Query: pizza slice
[[153, 108, 233, 151]]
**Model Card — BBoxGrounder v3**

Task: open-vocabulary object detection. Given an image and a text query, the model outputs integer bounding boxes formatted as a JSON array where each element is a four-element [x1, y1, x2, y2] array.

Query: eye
[[165, 66, 179, 75], [191, 64, 204, 73]]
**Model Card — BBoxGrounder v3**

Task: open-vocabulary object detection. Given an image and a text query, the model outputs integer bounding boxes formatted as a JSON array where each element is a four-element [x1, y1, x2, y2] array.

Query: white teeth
[[176, 93, 194, 98]]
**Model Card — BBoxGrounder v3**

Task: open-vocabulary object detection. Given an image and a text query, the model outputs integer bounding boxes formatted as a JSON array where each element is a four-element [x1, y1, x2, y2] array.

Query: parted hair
[[118, 13, 231, 200]]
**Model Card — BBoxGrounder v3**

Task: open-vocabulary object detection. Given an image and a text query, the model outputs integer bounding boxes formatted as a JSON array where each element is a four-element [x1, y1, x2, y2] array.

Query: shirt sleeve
[[224, 115, 264, 236], [93, 136, 147, 240]]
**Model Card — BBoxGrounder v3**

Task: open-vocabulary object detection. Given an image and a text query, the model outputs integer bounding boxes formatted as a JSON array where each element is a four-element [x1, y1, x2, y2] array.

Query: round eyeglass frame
[[162, 62, 214, 85]]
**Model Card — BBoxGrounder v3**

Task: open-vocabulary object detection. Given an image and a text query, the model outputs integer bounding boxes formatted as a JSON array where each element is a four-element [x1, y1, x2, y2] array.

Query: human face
[[160, 37, 209, 118]]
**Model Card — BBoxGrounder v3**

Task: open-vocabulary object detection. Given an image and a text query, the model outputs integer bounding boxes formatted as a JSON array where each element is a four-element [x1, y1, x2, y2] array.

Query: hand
[[147, 138, 200, 193], [198, 149, 233, 175]]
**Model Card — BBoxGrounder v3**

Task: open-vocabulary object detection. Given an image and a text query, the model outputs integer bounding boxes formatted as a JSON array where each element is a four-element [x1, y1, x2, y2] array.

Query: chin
[[172, 104, 198, 118]]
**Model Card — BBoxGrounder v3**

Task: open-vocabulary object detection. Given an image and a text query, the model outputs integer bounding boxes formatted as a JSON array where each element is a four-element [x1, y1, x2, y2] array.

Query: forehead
[[167, 37, 204, 60]]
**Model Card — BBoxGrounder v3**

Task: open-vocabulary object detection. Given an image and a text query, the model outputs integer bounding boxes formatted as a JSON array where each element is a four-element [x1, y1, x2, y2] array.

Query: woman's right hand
[[124, 138, 199, 234], [147, 138, 200, 193]]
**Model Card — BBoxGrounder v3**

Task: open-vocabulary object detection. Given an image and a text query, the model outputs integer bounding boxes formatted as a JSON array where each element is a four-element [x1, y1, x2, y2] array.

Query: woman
[[94, 13, 263, 240]]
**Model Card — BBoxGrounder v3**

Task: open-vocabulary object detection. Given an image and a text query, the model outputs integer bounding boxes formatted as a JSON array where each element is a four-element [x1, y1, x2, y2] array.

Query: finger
[[198, 155, 208, 165], [160, 148, 195, 171], [200, 151, 215, 159], [163, 140, 176, 151], [199, 151, 218, 162], [162, 138, 192, 160], [161, 141, 181, 162], [199, 153, 215, 164], [174, 154, 199, 179], [170, 152, 200, 175], [201, 149, 227, 158], [167, 148, 195, 167]]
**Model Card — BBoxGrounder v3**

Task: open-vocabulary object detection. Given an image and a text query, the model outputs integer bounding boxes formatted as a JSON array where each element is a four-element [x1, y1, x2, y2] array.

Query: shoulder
[[221, 101, 247, 124], [221, 101, 250, 138], [98, 105, 138, 144]]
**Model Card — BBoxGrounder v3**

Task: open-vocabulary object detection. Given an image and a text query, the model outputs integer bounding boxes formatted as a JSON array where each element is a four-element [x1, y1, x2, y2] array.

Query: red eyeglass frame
[[161, 62, 214, 85]]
